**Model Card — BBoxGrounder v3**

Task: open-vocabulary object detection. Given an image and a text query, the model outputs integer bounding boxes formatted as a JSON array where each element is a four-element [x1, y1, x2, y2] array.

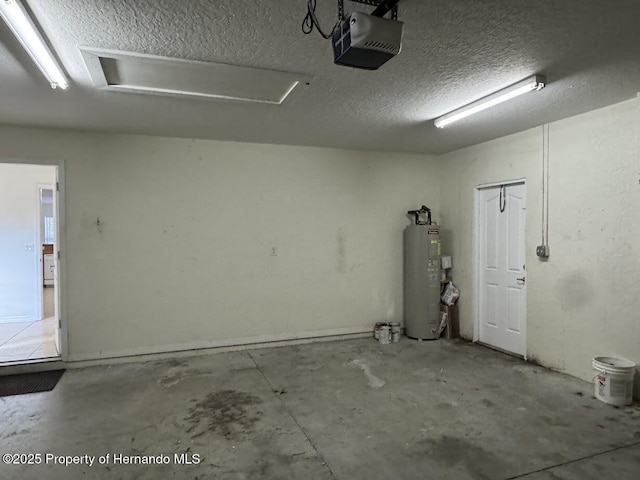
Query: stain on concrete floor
[[417, 435, 508, 480], [185, 390, 263, 439], [348, 359, 386, 388], [481, 398, 495, 408]]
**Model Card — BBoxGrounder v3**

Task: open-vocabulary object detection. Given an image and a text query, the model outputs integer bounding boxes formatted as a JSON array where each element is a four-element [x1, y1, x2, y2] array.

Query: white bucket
[[592, 356, 636, 406]]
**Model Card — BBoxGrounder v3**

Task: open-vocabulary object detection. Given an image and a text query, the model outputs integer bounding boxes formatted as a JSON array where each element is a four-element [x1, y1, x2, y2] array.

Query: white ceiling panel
[[81, 48, 311, 104]]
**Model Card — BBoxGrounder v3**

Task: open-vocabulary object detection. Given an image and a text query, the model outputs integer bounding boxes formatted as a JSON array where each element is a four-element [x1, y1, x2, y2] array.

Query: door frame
[[472, 178, 527, 359], [35, 183, 54, 322], [0, 158, 67, 362]]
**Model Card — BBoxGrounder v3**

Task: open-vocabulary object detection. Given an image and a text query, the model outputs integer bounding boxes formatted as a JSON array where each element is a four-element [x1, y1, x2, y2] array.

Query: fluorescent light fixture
[[434, 75, 545, 128], [0, 0, 68, 89]]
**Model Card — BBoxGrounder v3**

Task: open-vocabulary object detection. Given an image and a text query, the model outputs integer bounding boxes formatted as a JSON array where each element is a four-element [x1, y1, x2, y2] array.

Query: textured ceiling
[[0, 0, 639, 154]]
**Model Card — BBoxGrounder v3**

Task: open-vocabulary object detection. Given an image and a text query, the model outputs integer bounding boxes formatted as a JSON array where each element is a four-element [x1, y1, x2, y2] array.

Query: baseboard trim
[[0, 327, 372, 375], [63, 325, 372, 367]]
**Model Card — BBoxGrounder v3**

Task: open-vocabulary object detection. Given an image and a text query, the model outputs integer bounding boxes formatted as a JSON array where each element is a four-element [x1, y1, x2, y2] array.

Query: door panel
[[485, 193, 499, 269], [0, 167, 41, 322], [478, 183, 527, 355], [485, 284, 498, 327], [507, 287, 521, 333], [53, 174, 61, 356], [507, 195, 522, 271]]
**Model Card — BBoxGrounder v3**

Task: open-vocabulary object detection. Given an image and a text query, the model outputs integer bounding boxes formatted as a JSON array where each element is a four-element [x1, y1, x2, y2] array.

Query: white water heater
[[404, 207, 441, 340]]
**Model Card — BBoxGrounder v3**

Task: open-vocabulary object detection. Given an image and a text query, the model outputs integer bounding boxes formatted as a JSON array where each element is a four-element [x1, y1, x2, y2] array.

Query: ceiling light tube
[[434, 75, 545, 128], [0, 0, 68, 89]]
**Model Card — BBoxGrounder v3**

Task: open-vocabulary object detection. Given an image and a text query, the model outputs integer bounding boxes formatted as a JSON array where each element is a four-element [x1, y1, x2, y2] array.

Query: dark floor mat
[[0, 370, 65, 397]]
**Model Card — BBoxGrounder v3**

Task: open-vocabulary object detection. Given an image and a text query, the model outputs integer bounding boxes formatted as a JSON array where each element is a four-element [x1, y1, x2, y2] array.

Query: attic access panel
[[80, 48, 313, 104]]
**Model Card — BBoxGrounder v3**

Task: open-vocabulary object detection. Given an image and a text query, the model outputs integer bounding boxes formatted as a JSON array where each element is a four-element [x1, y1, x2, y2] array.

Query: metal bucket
[[389, 322, 401, 342], [374, 322, 389, 340], [378, 325, 391, 345]]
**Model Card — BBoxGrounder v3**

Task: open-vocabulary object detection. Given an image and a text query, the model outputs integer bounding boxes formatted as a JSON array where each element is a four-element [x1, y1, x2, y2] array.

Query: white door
[[0, 166, 43, 322], [478, 182, 527, 356], [52, 176, 61, 356]]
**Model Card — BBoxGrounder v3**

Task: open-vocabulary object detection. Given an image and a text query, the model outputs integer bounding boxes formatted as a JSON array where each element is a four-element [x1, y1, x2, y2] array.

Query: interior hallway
[[1, 338, 639, 480], [0, 288, 58, 363]]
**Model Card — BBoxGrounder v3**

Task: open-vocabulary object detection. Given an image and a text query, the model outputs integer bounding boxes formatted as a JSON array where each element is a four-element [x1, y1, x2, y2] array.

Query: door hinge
[[56, 182, 59, 191], [58, 318, 62, 329], [57, 250, 61, 260]]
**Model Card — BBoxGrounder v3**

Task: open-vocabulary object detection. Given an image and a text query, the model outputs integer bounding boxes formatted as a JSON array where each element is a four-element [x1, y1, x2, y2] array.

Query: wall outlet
[[536, 245, 549, 257]]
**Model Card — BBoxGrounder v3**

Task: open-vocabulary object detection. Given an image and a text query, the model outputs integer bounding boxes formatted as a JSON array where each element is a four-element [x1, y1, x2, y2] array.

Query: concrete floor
[[1, 338, 639, 479]]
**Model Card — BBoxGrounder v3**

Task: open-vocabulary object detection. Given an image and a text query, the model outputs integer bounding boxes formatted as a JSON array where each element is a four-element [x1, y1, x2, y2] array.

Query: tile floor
[[0, 287, 58, 363]]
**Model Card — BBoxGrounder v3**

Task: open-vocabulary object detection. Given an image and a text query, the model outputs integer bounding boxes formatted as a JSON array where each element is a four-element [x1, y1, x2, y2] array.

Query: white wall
[[0, 128, 440, 360], [0, 164, 56, 322], [440, 98, 640, 398], [3, 98, 637, 399]]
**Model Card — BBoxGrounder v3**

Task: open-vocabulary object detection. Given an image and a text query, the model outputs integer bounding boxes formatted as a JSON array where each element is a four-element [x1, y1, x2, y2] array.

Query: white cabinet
[[44, 254, 55, 286]]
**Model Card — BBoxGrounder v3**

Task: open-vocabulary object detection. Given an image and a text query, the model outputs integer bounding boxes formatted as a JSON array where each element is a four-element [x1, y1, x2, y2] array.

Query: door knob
[[517, 277, 526, 284]]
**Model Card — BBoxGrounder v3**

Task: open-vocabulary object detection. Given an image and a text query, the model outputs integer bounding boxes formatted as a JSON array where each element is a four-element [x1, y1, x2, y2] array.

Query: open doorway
[[0, 163, 61, 363]]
